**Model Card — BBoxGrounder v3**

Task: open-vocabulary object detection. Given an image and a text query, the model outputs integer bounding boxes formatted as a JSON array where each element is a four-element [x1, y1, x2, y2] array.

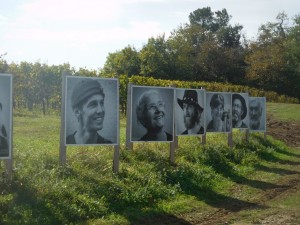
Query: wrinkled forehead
[[144, 92, 163, 105], [233, 98, 242, 105], [250, 100, 261, 108]]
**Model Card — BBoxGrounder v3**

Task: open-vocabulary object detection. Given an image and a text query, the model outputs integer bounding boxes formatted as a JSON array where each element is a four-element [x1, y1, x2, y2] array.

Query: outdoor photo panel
[[249, 97, 266, 132], [0, 74, 12, 159], [131, 85, 174, 142], [232, 93, 249, 129], [65, 76, 119, 146], [206, 92, 232, 133], [175, 88, 205, 136]]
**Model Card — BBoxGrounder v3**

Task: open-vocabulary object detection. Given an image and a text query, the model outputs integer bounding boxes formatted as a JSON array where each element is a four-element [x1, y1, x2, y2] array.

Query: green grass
[[267, 102, 300, 121], [0, 106, 300, 224]]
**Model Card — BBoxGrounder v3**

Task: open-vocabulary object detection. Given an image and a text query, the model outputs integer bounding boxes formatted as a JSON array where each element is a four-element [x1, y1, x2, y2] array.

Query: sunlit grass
[[0, 107, 299, 224], [267, 102, 300, 121]]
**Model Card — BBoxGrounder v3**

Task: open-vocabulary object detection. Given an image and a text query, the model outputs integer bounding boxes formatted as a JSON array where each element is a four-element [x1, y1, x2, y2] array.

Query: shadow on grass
[[249, 135, 300, 165], [255, 135, 300, 157], [254, 164, 300, 175], [1, 177, 63, 225]]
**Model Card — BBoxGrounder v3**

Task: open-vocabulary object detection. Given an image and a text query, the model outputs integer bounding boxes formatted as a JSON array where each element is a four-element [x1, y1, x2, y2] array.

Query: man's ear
[[74, 108, 81, 119]]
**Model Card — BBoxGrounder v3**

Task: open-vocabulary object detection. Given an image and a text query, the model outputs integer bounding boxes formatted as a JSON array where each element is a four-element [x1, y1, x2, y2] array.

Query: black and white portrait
[[175, 88, 205, 136], [232, 93, 249, 129], [206, 92, 232, 133], [0, 74, 12, 159], [131, 86, 174, 142], [65, 76, 119, 146], [249, 97, 266, 132]]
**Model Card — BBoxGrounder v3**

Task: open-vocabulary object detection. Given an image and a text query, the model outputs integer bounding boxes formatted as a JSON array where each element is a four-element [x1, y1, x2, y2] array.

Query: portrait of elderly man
[[66, 77, 116, 145], [176, 89, 204, 135], [206, 92, 231, 132], [0, 102, 9, 157], [249, 97, 266, 131], [232, 93, 248, 128], [132, 86, 174, 142]]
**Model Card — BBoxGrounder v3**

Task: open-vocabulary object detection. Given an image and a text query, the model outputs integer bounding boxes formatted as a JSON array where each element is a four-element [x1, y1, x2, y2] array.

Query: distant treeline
[[0, 7, 299, 112], [101, 8, 300, 100]]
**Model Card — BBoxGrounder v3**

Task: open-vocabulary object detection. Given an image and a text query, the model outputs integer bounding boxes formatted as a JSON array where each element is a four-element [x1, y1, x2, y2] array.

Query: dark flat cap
[[71, 78, 104, 109]]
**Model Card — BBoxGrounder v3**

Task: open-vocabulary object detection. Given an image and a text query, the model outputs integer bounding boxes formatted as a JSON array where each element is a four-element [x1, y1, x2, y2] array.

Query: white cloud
[[18, 0, 121, 23]]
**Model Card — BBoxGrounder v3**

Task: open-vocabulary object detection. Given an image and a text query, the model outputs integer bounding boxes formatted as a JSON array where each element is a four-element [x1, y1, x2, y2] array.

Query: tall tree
[[101, 45, 140, 77], [246, 12, 300, 99], [139, 35, 171, 79]]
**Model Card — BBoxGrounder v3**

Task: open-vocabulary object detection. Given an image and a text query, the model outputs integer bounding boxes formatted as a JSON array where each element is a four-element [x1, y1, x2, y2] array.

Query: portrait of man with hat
[[65, 76, 119, 145], [232, 93, 249, 129], [176, 89, 205, 135]]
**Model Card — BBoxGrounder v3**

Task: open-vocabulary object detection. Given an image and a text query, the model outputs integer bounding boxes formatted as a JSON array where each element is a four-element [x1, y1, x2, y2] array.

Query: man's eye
[[88, 102, 97, 108]]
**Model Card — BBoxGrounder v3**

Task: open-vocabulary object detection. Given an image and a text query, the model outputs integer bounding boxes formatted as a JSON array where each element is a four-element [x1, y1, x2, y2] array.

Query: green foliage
[[245, 12, 300, 99], [118, 74, 298, 113], [100, 45, 141, 77]]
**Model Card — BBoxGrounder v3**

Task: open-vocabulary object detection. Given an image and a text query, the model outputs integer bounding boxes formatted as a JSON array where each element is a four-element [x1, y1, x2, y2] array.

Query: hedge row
[[118, 75, 299, 112]]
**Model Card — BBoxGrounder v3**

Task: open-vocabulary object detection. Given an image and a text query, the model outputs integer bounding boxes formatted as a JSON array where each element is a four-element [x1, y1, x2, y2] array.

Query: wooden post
[[245, 129, 250, 142], [59, 73, 67, 165], [202, 133, 206, 145], [5, 159, 13, 179], [126, 83, 133, 150], [169, 134, 177, 165], [228, 132, 233, 148], [113, 145, 120, 173]]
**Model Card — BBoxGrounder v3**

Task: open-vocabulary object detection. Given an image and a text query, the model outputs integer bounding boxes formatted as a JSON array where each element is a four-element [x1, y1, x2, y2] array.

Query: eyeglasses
[[145, 102, 165, 112]]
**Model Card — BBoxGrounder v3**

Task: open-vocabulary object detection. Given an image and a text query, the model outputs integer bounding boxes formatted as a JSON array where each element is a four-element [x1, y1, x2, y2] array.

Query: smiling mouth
[[155, 115, 164, 120], [94, 117, 104, 122]]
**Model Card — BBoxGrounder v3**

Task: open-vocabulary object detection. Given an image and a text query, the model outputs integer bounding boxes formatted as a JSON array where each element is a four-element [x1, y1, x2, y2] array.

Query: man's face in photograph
[[211, 104, 224, 122], [183, 103, 197, 129], [249, 100, 262, 129], [77, 94, 105, 132], [232, 98, 243, 123]]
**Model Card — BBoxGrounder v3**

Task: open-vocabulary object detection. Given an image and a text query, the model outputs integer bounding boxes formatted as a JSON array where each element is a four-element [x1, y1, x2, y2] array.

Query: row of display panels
[[0, 74, 266, 159]]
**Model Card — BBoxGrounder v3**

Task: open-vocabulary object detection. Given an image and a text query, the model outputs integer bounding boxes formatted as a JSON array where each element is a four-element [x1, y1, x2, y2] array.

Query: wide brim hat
[[232, 93, 247, 120], [177, 90, 203, 112]]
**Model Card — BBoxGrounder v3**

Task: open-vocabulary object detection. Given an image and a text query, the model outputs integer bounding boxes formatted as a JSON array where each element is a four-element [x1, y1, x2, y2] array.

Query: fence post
[[245, 129, 250, 142], [113, 145, 120, 173], [202, 133, 206, 145], [228, 131, 233, 148]]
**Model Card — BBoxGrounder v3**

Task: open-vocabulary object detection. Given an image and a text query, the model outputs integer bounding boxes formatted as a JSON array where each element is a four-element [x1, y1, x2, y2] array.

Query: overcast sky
[[0, 0, 299, 70]]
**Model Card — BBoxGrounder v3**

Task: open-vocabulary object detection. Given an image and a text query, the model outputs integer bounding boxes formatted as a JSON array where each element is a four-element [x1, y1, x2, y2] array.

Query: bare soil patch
[[267, 116, 300, 148]]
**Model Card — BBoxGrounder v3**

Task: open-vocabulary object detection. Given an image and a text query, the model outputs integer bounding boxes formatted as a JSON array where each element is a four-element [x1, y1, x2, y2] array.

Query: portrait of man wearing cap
[[206, 92, 231, 132], [65, 77, 118, 145], [176, 89, 204, 135], [232, 93, 249, 129]]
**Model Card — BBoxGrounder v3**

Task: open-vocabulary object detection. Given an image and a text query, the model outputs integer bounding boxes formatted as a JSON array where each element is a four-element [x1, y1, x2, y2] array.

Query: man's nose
[[96, 104, 104, 113]]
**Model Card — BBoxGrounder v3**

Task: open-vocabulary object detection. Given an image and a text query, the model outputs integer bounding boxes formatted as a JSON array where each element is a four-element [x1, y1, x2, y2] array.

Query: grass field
[[267, 102, 300, 121], [0, 103, 299, 224]]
